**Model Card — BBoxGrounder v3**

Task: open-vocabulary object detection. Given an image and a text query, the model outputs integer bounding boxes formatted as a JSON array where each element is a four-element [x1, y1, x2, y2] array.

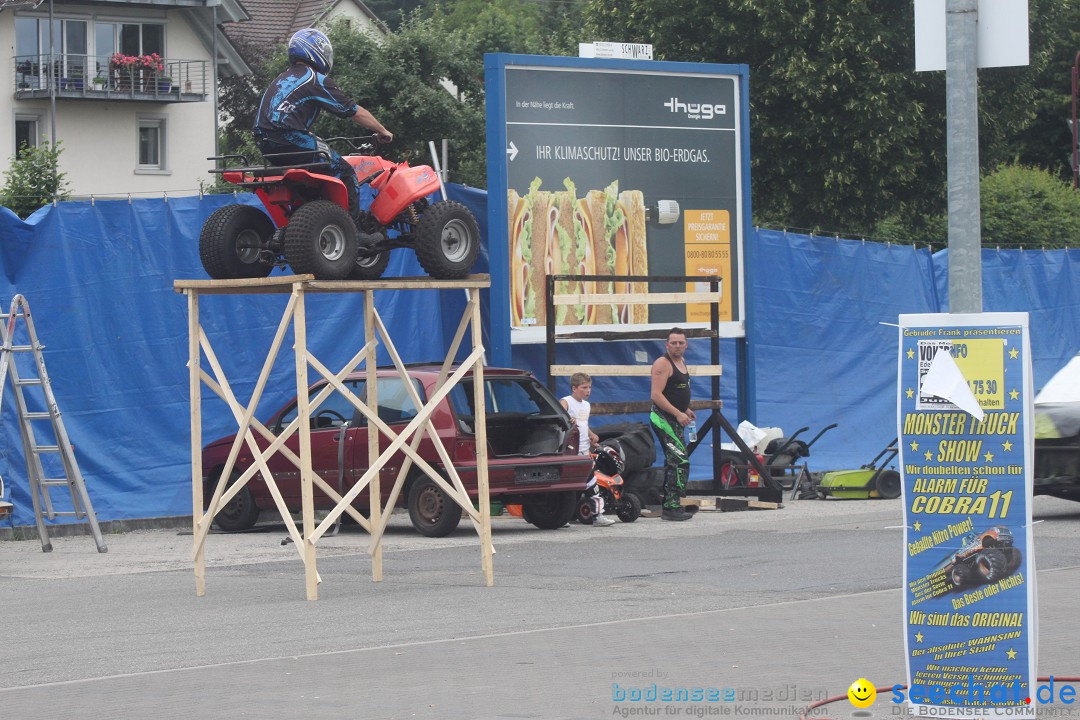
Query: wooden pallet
[[682, 496, 781, 512]]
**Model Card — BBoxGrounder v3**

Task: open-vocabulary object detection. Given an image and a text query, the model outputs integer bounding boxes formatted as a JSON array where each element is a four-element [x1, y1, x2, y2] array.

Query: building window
[[15, 16, 88, 90], [137, 116, 165, 170], [15, 116, 39, 158], [95, 21, 165, 78]]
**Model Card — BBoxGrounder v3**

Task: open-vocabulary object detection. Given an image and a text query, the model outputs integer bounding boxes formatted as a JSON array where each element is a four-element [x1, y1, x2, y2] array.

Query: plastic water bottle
[[687, 420, 698, 444]]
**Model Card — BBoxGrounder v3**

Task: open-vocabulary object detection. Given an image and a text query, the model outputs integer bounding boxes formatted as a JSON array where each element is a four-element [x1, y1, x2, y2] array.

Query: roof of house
[[225, 0, 386, 57]]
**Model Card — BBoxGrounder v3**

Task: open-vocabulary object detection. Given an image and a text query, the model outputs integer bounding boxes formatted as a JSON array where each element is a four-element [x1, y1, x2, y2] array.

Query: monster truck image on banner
[[897, 313, 1036, 719], [485, 54, 750, 345]]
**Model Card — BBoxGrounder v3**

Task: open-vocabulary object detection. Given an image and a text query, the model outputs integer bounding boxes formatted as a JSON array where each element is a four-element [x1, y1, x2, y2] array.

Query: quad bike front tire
[[283, 200, 359, 280], [199, 204, 275, 279], [414, 201, 480, 279]]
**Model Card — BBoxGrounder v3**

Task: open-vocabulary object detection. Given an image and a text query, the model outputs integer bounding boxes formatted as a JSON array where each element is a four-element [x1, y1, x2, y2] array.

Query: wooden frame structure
[[543, 274, 781, 503], [175, 274, 493, 601]]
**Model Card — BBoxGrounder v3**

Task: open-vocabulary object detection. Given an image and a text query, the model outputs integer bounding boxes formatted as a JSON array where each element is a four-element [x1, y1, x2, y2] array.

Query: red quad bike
[[200, 135, 480, 281]]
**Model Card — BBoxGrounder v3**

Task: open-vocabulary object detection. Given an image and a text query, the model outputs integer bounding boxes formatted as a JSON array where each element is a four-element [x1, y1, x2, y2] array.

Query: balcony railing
[[13, 54, 209, 102]]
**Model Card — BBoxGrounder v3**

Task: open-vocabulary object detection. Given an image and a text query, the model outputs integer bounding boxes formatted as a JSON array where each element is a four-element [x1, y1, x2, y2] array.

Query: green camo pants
[[650, 410, 689, 510]]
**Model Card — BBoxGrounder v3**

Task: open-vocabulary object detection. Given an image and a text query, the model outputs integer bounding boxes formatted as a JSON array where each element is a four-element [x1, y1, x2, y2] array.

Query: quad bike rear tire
[[283, 200, 358, 280], [414, 201, 480, 279], [199, 204, 275, 279], [348, 249, 391, 280]]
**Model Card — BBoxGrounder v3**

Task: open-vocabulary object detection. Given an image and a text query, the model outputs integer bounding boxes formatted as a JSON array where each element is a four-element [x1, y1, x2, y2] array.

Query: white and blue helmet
[[288, 28, 333, 74]]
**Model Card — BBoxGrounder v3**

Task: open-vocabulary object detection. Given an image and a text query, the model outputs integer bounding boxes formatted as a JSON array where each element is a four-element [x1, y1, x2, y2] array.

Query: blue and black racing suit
[[254, 62, 362, 216]]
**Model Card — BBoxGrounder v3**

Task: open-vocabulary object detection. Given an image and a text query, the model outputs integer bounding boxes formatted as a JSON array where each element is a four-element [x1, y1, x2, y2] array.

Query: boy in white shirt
[[561, 373, 613, 527]]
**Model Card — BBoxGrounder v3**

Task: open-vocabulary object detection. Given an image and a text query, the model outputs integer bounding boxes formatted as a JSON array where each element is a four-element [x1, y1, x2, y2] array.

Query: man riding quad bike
[[199, 28, 480, 281]]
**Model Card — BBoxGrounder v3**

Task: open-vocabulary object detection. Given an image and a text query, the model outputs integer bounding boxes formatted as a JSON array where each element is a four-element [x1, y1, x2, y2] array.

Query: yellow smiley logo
[[848, 678, 876, 709]]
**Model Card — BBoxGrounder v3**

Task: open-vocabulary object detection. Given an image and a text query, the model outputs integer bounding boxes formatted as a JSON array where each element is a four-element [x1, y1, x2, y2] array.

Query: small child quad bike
[[200, 135, 480, 281], [575, 443, 642, 524]]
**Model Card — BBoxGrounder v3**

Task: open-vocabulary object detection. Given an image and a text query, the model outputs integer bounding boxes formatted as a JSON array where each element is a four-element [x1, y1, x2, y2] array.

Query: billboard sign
[[897, 312, 1036, 719], [484, 54, 752, 351]]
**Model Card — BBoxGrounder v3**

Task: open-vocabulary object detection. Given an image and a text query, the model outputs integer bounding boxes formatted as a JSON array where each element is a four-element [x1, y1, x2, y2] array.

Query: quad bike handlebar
[[323, 134, 390, 154]]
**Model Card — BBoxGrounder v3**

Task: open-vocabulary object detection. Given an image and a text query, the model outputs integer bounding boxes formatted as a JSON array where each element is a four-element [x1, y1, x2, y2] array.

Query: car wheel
[[199, 204, 275, 279], [211, 473, 260, 532], [975, 549, 1007, 582], [407, 476, 462, 538], [283, 200, 359, 280], [874, 470, 902, 499], [414, 201, 480, 279], [617, 491, 642, 522], [522, 491, 576, 530]]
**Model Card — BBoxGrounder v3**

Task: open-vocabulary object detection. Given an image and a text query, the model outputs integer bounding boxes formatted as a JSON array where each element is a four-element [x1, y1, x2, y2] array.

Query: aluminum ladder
[[0, 295, 107, 552]]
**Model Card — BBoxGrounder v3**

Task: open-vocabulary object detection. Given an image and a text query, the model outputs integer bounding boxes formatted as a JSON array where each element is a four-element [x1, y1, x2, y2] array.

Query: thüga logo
[[664, 97, 726, 120]]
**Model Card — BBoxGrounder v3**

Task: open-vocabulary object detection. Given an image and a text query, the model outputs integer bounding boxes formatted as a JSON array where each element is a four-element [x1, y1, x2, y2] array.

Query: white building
[[0, 0, 250, 198]]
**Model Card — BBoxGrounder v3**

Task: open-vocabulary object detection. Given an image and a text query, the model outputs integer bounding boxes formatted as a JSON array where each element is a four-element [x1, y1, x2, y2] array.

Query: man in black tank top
[[649, 328, 696, 521]]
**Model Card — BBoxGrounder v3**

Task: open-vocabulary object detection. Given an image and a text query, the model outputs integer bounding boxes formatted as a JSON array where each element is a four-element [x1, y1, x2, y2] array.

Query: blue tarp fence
[[0, 191, 1077, 527]]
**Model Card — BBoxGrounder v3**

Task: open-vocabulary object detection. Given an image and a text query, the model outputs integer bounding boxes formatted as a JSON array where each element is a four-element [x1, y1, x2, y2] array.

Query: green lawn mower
[[805, 438, 901, 500]]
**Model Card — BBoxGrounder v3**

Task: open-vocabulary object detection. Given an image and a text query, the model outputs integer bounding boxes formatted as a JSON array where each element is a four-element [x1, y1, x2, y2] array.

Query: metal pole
[[48, 0, 56, 145], [212, 2, 219, 156], [441, 138, 448, 183], [1072, 52, 1079, 189], [945, 0, 982, 313]]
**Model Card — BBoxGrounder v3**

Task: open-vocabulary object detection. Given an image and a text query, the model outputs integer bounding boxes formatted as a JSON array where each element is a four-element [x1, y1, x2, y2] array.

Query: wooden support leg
[[365, 290, 382, 582], [293, 285, 318, 600], [471, 288, 494, 587], [188, 290, 205, 597]]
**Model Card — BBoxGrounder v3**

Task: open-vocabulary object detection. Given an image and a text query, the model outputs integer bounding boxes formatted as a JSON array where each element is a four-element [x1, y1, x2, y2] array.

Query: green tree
[[874, 164, 1080, 248], [323, 16, 486, 185], [1, 142, 71, 219], [582, 0, 1080, 239], [980, 164, 1080, 248], [218, 16, 487, 187]]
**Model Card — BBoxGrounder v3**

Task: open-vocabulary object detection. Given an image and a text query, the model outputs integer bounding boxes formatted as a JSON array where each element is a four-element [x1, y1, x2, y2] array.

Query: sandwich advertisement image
[[487, 55, 750, 344], [509, 178, 649, 328]]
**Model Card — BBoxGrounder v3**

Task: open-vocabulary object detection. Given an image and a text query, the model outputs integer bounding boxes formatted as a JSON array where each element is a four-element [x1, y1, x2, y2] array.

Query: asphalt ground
[[1, 495, 1079, 719]]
